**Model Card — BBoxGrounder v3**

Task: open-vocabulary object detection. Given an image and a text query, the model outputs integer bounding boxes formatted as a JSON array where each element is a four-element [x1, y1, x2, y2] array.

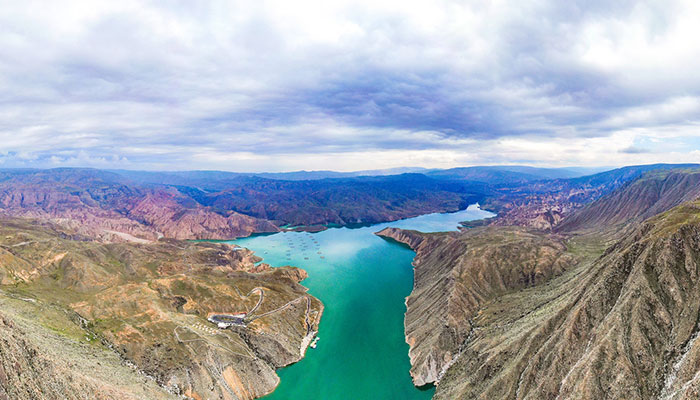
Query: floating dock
[[310, 336, 320, 348]]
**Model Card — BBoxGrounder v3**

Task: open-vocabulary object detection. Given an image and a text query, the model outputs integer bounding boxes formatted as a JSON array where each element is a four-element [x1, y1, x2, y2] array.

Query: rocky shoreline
[[376, 226, 574, 388]]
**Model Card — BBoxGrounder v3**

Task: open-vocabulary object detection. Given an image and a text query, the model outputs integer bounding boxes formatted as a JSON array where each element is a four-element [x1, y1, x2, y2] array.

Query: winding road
[[246, 294, 311, 325], [246, 287, 264, 317]]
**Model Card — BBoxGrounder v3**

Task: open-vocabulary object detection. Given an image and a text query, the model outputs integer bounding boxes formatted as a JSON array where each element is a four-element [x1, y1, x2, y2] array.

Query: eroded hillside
[[0, 169, 486, 241], [0, 219, 322, 400], [376, 226, 581, 387], [557, 169, 700, 234], [378, 169, 700, 399], [485, 164, 700, 231], [0, 293, 177, 400], [430, 201, 700, 399]]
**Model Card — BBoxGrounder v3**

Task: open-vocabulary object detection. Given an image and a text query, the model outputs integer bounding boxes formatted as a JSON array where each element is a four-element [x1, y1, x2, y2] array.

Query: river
[[230, 204, 494, 399]]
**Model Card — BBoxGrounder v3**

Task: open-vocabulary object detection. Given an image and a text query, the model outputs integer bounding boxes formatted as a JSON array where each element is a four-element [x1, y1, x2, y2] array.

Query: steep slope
[[376, 226, 576, 387], [433, 200, 700, 399], [557, 169, 700, 234], [127, 190, 279, 239], [485, 164, 700, 230], [0, 219, 322, 400], [0, 293, 177, 400], [382, 197, 700, 399], [194, 174, 487, 226], [0, 169, 279, 241], [565, 163, 700, 187]]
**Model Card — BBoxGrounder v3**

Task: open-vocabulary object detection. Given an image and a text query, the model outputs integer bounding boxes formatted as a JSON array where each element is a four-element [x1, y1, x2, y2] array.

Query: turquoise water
[[231, 205, 494, 399]]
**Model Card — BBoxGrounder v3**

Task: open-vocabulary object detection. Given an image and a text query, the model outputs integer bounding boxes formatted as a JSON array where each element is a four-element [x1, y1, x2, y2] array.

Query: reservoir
[[230, 204, 494, 399]]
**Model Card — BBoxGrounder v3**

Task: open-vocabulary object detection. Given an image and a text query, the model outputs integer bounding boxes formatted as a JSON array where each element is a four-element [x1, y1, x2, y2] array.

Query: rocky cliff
[[428, 200, 700, 399], [376, 226, 575, 387], [381, 193, 700, 399]]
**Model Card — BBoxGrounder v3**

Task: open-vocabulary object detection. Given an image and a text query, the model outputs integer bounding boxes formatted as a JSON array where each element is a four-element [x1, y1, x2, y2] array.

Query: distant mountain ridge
[[424, 165, 604, 184], [108, 165, 605, 186], [107, 166, 431, 186], [0, 168, 486, 241], [0, 163, 695, 242], [557, 168, 700, 234]]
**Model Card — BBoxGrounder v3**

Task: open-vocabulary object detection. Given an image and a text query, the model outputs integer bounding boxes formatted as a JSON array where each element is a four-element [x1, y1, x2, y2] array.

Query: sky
[[1, 0, 699, 172]]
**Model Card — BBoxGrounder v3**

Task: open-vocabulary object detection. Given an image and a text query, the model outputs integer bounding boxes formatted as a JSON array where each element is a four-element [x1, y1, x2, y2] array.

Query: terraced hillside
[[0, 219, 322, 400]]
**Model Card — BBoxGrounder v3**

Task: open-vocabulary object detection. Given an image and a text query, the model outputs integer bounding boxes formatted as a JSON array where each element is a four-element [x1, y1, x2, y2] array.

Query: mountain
[[377, 198, 700, 398], [108, 167, 430, 185], [3, 163, 700, 399], [0, 168, 489, 241], [0, 164, 695, 243], [111, 166, 591, 186], [482, 163, 700, 230], [0, 168, 279, 241], [191, 174, 487, 226], [565, 163, 700, 187], [424, 166, 590, 184], [376, 226, 575, 387], [375, 166, 700, 399], [557, 168, 700, 234], [255, 167, 430, 180], [0, 218, 322, 399], [95, 164, 700, 237]]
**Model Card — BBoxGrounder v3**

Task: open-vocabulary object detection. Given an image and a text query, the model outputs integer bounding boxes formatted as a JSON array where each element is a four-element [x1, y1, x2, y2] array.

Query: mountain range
[[0, 164, 694, 245], [377, 165, 700, 399], [2, 163, 700, 399]]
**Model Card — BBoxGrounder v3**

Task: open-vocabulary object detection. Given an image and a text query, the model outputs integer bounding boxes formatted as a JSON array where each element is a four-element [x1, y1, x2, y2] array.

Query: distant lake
[[230, 204, 494, 399]]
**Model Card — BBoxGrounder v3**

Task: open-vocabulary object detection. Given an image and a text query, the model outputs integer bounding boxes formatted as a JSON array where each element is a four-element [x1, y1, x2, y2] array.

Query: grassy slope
[[0, 218, 322, 400], [0, 291, 178, 400]]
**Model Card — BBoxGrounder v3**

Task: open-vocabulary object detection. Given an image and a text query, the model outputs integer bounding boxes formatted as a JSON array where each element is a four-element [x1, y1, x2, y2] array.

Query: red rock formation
[[0, 171, 279, 242], [128, 191, 278, 240]]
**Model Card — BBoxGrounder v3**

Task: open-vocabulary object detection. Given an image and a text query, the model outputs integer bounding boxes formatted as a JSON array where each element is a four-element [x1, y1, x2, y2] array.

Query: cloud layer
[[0, 0, 699, 171]]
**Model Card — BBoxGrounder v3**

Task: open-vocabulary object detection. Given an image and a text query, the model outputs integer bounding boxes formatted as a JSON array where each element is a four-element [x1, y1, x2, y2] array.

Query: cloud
[[619, 146, 651, 154], [0, 0, 698, 171]]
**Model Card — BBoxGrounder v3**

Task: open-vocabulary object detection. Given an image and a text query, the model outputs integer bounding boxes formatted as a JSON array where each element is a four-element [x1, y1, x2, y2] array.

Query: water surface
[[231, 204, 494, 399]]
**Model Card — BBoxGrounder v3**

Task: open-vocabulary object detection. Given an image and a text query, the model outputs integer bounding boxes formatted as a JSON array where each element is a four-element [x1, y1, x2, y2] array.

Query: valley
[[2, 164, 700, 400], [5, 3, 699, 398], [232, 205, 494, 399]]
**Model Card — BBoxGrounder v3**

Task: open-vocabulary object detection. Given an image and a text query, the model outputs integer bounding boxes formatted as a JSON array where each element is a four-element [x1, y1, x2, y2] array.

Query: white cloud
[[0, 0, 698, 171]]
